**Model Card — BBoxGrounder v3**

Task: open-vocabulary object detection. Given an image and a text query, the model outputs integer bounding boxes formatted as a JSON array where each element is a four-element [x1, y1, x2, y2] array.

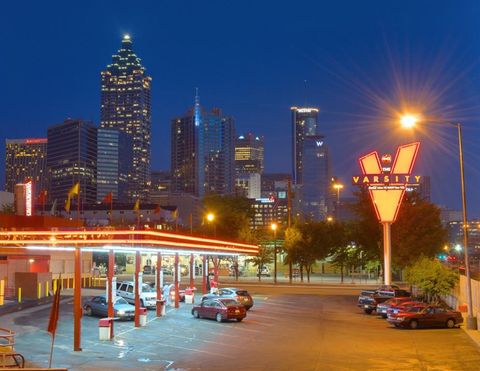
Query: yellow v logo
[[358, 142, 420, 222]]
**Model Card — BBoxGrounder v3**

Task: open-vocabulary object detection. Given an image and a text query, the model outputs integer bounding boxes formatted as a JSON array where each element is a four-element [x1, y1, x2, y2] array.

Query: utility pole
[[287, 178, 293, 283]]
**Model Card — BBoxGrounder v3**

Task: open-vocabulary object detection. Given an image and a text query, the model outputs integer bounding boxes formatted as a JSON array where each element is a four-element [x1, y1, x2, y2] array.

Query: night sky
[[1, 1, 480, 216]]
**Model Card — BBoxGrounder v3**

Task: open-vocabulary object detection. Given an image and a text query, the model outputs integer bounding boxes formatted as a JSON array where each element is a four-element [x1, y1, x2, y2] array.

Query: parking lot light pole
[[73, 244, 82, 351], [271, 223, 278, 284], [107, 249, 114, 318], [202, 255, 207, 294], [400, 115, 476, 329]]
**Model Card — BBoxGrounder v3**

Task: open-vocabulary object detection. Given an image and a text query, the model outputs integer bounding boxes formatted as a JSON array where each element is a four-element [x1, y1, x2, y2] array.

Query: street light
[[332, 183, 344, 203], [271, 223, 278, 284], [400, 114, 477, 330]]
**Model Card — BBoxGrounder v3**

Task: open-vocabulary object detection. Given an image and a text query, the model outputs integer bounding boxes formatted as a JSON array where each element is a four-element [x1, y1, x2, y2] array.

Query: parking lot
[[4, 285, 480, 370]]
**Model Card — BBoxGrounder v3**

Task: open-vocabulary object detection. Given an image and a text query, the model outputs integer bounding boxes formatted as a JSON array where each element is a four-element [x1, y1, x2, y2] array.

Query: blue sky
[[1, 0, 480, 215]]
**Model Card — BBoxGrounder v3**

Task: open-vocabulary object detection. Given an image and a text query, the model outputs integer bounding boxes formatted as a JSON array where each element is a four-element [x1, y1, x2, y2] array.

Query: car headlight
[[117, 310, 125, 315]]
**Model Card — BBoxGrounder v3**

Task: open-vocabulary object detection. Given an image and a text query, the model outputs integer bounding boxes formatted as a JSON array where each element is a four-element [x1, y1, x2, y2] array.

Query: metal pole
[[134, 251, 140, 327], [73, 245, 82, 351], [202, 255, 207, 294], [273, 230, 277, 284], [383, 223, 391, 286], [174, 253, 179, 308], [156, 252, 162, 317], [107, 250, 114, 318], [457, 123, 477, 329], [190, 254, 194, 289]]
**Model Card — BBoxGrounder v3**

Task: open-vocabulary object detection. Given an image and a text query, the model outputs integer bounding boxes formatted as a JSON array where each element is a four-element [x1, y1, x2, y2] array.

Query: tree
[[392, 193, 447, 268], [283, 226, 302, 282], [246, 232, 273, 282], [404, 257, 458, 303], [349, 188, 448, 275], [202, 195, 253, 239]]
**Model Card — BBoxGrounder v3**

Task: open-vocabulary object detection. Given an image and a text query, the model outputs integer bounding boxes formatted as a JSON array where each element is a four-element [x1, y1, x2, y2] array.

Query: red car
[[386, 301, 426, 317], [192, 298, 246, 322], [387, 305, 463, 329]]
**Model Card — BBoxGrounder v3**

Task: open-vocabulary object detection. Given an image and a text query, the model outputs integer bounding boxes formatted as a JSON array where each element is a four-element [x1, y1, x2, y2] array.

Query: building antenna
[[303, 79, 308, 106]]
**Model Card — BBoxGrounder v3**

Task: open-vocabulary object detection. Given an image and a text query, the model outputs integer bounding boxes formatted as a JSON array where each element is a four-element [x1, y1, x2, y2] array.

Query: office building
[[291, 106, 318, 185], [47, 119, 97, 206], [100, 35, 152, 201], [297, 135, 332, 221], [235, 173, 261, 199], [235, 134, 264, 174], [97, 128, 132, 202], [5, 138, 48, 197], [171, 94, 235, 196], [150, 170, 171, 201]]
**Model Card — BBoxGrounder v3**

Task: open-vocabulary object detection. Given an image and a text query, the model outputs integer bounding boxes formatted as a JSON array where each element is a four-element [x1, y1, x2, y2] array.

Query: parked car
[[116, 281, 157, 308], [192, 298, 247, 322], [357, 287, 410, 314], [376, 297, 412, 318], [387, 301, 427, 317], [83, 295, 135, 320], [387, 305, 463, 329], [201, 288, 254, 310], [169, 286, 185, 302], [257, 266, 270, 277]]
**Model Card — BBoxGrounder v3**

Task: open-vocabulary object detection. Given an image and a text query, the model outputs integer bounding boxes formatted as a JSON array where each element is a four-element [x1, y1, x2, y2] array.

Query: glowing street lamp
[[206, 213, 216, 237], [333, 183, 344, 203], [271, 223, 278, 284], [400, 114, 476, 329], [400, 114, 419, 129]]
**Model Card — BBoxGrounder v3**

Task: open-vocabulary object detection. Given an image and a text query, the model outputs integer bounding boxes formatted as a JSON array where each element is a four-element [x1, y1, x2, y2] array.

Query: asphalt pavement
[[2, 285, 480, 370]]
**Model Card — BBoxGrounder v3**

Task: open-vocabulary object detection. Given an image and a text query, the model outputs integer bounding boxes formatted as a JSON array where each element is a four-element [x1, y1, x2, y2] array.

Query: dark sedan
[[386, 301, 427, 317], [83, 295, 135, 320], [201, 288, 254, 310], [387, 305, 463, 329], [192, 298, 247, 322]]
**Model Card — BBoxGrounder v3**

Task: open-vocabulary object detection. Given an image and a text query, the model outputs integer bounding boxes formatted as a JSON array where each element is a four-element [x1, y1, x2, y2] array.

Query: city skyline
[[1, 1, 480, 216]]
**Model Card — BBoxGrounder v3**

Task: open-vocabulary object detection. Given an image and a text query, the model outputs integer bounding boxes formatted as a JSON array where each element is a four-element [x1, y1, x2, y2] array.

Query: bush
[[404, 257, 458, 303]]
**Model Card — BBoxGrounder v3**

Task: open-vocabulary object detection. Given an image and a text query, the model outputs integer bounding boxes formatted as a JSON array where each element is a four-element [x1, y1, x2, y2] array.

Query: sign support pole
[[383, 222, 392, 285]]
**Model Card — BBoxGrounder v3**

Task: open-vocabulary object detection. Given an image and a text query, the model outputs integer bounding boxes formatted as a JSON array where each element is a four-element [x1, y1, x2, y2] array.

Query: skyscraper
[[235, 134, 264, 175], [171, 93, 235, 197], [298, 135, 332, 220], [47, 119, 97, 206], [100, 35, 152, 201], [5, 138, 47, 197], [97, 128, 132, 202], [291, 106, 319, 185]]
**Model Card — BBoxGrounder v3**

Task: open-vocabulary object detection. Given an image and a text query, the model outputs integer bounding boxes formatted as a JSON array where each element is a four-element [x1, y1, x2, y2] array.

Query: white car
[[116, 281, 157, 309]]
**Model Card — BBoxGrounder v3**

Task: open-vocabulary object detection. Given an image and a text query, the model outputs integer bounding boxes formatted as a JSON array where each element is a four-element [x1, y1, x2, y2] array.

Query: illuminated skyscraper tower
[[5, 138, 48, 196], [100, 35, 152, 201], [291, 106, 318, 185]]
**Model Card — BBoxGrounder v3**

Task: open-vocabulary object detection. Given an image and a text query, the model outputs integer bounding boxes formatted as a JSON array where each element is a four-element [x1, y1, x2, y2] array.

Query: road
[[2, 285, 480, 370]]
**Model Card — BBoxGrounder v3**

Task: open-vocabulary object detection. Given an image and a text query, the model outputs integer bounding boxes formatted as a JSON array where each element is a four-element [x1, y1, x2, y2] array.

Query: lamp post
[[271, 223, 278, 284], [206, 213, 216, 237], [401, 114, 477, 330], [333, 182, 344, 219]]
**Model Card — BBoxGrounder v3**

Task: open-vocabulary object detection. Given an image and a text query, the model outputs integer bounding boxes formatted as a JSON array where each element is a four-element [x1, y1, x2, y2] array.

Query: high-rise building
[[297, 135, 332, 220], [5, 138, 48, 197], [291, 106, 318, 185], [100, 35, 152, 201], [96, 128, 132, 202], [150, 170, 171, 202], [47, 119, 97, 206], [235, 134, 264, 175], [171, 94, 235, 197], [235, 173, 261, 199]]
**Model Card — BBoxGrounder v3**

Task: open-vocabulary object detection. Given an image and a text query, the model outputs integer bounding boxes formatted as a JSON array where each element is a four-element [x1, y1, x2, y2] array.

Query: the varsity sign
[[352, 142, 420, 223]]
